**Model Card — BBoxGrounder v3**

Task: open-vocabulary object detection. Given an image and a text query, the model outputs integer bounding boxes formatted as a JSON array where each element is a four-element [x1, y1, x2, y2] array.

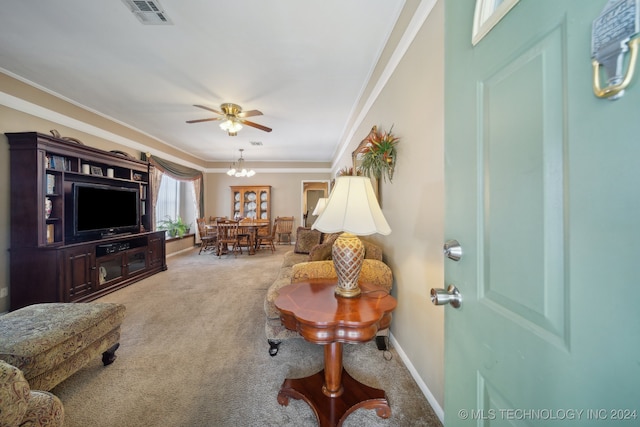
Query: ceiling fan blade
[[193, 104, 223, 115], [240, 119, 272, 133], [186, 117, 221, 124], [237, 109, 263, 118]]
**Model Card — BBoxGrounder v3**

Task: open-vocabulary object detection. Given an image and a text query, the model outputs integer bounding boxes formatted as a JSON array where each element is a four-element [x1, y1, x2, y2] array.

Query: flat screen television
[[72, 183, 140, 239]]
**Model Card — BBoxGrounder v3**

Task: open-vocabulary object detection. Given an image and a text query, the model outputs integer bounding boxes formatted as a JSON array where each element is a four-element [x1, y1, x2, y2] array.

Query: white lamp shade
[[311, 198, 328, 216], [312, 176, 391, 236]]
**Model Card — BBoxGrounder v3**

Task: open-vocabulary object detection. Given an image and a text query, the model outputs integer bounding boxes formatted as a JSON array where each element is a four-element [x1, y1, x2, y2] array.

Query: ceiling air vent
[[121, 0, 173, 25]]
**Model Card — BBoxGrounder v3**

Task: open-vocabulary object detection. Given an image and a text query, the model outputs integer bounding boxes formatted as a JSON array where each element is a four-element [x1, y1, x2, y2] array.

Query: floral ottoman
[[0, 303, 125, 391]]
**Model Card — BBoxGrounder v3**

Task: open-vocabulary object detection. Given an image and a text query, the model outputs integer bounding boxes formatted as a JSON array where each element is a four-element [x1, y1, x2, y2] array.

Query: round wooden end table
[[275, 279, 397, 427]]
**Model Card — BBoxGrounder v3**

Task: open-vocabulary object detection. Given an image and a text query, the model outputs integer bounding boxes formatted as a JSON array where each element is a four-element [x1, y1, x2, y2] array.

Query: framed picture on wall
[[472, 0, 520, 45]]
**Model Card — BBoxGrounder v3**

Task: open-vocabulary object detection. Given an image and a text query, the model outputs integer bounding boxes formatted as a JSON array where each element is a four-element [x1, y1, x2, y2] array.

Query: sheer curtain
[[144, 154, 204, 232], [150, 166, 163, 230]]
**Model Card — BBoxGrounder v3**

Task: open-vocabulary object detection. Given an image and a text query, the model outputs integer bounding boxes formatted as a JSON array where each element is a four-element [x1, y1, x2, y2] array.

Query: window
[[155, 174, 197, 233], [472, 0, 520, 45]]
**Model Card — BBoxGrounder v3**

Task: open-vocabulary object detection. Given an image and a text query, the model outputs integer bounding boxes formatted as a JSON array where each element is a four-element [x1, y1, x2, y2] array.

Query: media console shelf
[[6, 132, 167, 311]]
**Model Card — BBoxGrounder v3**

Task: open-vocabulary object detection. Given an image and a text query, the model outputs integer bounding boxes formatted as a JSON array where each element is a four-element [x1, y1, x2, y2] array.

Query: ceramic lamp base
[[332, 232, 365, 298]]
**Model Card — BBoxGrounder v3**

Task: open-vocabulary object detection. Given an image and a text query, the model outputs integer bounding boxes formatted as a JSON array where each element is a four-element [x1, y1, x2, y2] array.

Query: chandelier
[[226, 149, 255, 177]]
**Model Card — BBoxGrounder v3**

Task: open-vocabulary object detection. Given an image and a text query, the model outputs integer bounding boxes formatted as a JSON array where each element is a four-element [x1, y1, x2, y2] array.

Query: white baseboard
[[389, 332, 445, 424], [167, 246, 197, 257]]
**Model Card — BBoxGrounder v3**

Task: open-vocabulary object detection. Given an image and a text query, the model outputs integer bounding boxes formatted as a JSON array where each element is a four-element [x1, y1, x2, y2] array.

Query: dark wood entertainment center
[[6, 132, 167, 311]]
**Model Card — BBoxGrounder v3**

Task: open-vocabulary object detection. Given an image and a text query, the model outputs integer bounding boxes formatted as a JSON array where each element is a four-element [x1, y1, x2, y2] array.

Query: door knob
[[443, 239, 462, 261], [430, 284, 462, 308]]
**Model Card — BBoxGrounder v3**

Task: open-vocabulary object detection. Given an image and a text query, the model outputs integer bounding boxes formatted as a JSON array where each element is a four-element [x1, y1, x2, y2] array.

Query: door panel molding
[[476, 24, 569, 347]]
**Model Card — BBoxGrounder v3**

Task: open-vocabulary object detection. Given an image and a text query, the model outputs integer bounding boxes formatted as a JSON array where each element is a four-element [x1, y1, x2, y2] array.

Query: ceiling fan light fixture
[[219, 118, 243, 134], [187, 103, 271, 134]]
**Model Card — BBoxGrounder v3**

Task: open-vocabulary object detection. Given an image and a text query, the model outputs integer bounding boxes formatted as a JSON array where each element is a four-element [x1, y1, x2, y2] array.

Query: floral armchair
[[0, 360, 64, 427]]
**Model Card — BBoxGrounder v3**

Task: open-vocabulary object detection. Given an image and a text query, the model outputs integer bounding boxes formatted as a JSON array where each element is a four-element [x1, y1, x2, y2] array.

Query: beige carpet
[[52, 245, 442, 426]]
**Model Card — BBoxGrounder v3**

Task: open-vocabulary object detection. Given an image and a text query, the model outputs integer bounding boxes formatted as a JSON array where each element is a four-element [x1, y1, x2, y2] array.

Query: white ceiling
[[0, 0, 408, 163]]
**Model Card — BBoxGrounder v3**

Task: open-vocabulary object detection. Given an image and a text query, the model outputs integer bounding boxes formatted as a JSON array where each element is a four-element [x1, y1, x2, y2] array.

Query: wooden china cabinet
[[6, 132, 167, 311], [230, 185, 271, 224]]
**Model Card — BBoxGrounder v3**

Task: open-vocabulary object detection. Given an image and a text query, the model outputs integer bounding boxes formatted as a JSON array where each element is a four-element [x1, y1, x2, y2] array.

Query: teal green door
[[444, 1, 640, 425]]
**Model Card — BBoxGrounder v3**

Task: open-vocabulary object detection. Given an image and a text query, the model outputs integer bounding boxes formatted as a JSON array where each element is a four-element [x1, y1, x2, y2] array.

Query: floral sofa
[[0, 360, 64, 427], [264, 227, 393, 356]]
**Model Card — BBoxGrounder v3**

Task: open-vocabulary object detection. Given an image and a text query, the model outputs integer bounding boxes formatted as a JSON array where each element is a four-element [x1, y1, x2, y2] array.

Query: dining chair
[[216, 219, 242, 257], [275, 216, 294, 245], [256, 218, 271, 236], [257, 218, 278, 253], [237, 218, 254, 253], [209, 216, 227, 224], [196, 217, 217, 254]]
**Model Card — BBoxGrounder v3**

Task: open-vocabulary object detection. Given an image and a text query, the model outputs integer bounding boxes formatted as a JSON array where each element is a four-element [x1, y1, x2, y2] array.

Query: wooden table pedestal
[[277, 342, 390, 427]]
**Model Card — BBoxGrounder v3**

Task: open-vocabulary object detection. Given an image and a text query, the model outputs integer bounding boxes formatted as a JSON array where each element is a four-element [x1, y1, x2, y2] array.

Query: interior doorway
[[301, 181, 330, 228]]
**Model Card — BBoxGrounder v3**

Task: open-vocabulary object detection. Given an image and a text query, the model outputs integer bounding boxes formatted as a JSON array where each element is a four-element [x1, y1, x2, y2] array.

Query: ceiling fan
[[186, 103, 272, 136]]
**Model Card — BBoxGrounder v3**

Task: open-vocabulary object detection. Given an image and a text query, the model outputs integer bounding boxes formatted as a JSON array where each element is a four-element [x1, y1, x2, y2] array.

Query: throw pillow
[[294, 227, 322, 254], [0, 361, 30, 425], [308, 240, 333, 261], [320, 232, 342, 244], [308, 232, 342, 261], [362, 240, 383, 261]]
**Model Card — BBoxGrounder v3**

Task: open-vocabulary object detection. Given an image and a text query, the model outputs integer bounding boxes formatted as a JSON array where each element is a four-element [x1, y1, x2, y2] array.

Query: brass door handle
[[593, 37, 640, 100]]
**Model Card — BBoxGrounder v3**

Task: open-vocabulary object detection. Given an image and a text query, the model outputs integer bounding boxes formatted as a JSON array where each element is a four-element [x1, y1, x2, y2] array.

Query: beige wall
[[166, 234, 196, 256], [331, 1, 445, 409], [205, 172, 330, 229], [0, 74, 207, 168]]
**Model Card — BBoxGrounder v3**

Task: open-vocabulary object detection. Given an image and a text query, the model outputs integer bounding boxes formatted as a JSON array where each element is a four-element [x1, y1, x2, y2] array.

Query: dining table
[[206, 221, 269, 255]]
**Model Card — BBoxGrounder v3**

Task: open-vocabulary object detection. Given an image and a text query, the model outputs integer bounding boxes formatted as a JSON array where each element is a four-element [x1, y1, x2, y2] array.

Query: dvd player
[[96, 242, 131, 257]]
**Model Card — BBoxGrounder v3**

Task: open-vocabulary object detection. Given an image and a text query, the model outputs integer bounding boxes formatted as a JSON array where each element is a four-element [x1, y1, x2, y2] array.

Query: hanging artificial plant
[[336, 166, 355, 176], [358, 126, 399, 182]]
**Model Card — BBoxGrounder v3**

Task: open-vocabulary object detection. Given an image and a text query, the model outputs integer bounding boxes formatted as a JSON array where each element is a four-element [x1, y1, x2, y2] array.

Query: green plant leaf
[[359, 126, 398, 182]]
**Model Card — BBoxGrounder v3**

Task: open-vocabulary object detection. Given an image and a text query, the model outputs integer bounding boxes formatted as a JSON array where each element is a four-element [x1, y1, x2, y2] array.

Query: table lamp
[[311, 198, 328, 216], [312, 176, 391, 297]]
